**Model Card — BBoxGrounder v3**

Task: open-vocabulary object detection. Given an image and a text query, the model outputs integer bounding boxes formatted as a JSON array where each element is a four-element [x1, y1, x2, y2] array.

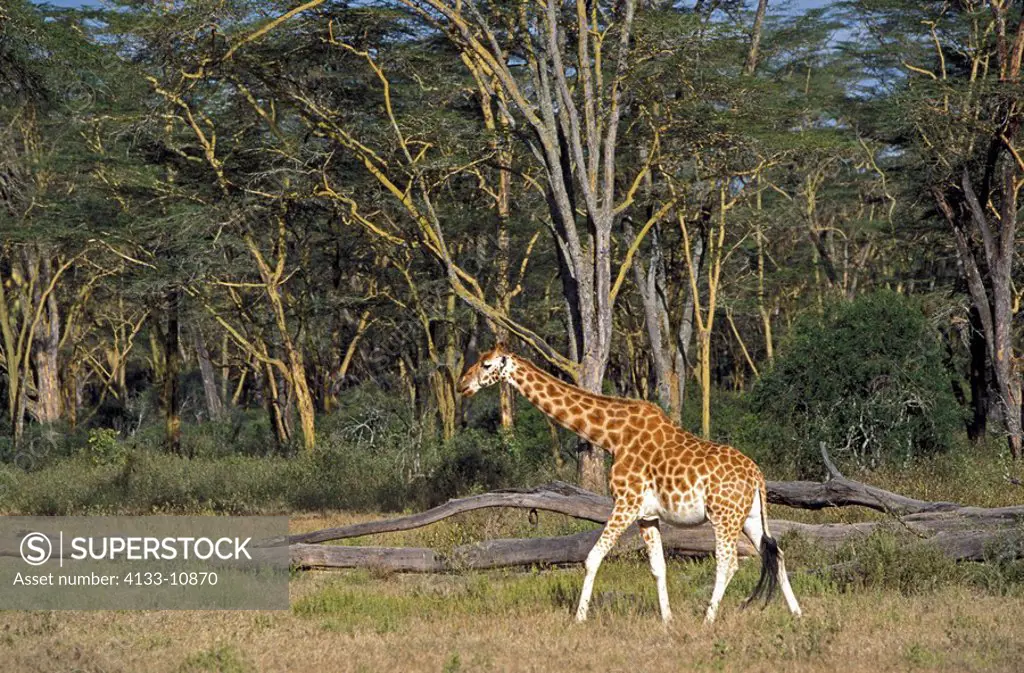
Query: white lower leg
[[652, 556, 672, 623], [704, 552, 737, 624], [642, 524, 672, 623], [744, 488, 801, 617], [576, 503, 635, 623], [575, 547, 606, 622]]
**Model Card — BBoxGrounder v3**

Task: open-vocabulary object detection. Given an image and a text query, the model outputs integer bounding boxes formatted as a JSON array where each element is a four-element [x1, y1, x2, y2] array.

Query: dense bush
[[747, 291, 963, 476], [0, 381, 570, 514]]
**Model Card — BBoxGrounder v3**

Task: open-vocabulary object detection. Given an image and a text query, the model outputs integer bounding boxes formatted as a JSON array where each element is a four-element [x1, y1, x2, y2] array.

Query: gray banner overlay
[[0, 516, 290, 610]]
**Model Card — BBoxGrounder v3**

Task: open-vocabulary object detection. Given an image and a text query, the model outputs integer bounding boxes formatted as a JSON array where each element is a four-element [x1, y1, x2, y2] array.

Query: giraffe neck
[[504, 356, 619, 453]]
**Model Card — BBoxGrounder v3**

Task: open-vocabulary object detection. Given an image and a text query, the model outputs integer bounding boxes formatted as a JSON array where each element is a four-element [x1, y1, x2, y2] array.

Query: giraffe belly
[[638, 488, 707, 527]]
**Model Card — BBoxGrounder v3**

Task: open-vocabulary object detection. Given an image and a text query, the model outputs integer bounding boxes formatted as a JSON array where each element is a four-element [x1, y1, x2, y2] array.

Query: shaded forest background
[[0, 0, 1021, 512]]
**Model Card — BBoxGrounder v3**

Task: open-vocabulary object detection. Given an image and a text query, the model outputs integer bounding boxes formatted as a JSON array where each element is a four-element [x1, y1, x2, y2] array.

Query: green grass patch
[[177, 645, 252, 673]]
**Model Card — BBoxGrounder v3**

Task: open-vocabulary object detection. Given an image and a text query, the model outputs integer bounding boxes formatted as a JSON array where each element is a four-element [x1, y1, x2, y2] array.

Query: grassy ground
[[2, 553, 1023, 673], [4, 500, 1024, 673], [3, 447, 1023, 672]]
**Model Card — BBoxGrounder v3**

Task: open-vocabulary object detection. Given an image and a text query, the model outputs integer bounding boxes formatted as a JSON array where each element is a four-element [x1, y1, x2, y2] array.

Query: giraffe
[[457, 345, 802, 624]]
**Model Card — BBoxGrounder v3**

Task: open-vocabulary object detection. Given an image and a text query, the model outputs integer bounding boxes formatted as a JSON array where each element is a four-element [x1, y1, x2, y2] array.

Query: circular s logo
[[20, 532, 52, 566]]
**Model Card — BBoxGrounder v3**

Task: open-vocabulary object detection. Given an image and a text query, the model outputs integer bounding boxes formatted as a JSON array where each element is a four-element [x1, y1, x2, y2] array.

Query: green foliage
[[414, 430, 528, 508], [828, 529, 960, 595], [785, 526, 1024, 598], [84, 428, 127, 466], [0, 388, 567, 515], [748, 291, 963, 475], [177, 645, 252, 673]]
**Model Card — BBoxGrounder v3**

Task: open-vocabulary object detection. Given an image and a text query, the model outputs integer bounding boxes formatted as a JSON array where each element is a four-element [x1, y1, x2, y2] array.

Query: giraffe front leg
[[639, 519, 673, 624], [704, 526, 740, 625], [576, 500, 637, 623]]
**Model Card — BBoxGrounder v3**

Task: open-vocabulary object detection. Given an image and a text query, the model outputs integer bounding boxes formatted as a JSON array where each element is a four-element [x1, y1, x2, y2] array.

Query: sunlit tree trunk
[[677, 185, 732, 439], [259, 357, 290, 448], [30, 253, 62, 425], [243, 220, 317, 453]]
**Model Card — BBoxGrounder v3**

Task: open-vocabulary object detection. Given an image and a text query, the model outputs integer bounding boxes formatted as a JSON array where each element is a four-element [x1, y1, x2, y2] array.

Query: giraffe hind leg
[[742, 489, 802, 616], [704, 519, 741, 624], [576, 498, 638, 622], [639, 519, 672, 623]]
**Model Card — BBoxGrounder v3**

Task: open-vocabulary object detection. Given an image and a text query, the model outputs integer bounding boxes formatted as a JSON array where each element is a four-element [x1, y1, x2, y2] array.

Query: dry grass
[[4, 451, 1023, 673], [2, 557, 1022, 673]]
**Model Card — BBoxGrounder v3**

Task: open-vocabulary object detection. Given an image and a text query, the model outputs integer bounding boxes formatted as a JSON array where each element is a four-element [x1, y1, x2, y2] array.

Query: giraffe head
[[457, 345, 515, 398]]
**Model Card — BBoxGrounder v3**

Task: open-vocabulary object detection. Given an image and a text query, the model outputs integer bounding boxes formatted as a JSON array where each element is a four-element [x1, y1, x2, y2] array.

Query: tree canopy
[[0, 0, 1021, 491]]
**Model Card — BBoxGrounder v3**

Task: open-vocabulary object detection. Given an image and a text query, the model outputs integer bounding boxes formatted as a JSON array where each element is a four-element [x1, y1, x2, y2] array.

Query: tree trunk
[[967, 305, 989, 441], [220, 333, 231, 408], [0, 295, 25, 449], [743, 0, 769, 76], [31, 255, 62, 424], [192, 325, 223, 422], [756, 221, 774, 362], [934, 170, 1021, 458], [260, 359, 290, 448], [430, 367, 458, 442], [288, 348, 316, 453], [13, 381, 27, 453], [162, 288, 182, 456], [62, 359, 80, 429], [632, 224, 673, 415], [577, 357, 609, 494], [697, 330, 713, 438], [991, 166, 1022, 458], [675, 243, 701, 418], [494, 107, 515, 431]]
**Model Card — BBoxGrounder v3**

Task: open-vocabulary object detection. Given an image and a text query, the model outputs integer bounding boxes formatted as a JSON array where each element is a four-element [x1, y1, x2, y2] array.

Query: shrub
[[84, 428, 127, 466], [414, 430, 528, 507], [748, 291, 963, 476], [0, 376, 570, 515]]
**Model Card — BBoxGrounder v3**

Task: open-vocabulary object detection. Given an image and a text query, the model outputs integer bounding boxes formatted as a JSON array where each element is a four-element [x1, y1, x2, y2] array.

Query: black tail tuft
[[745, 535, 780, 609]]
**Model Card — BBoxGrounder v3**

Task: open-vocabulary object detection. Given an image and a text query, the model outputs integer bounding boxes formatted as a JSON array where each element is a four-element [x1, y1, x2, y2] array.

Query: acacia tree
[[386, 0, 684, 489], [97, 0, 344, 453], [0, 1, 116, 446], [853, 0, 1023, 457]]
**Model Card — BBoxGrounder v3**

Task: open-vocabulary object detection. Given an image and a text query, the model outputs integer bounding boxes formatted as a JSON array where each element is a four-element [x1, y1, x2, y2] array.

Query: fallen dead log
[[292, 522, 1023, 571], [766, 444, 963, 515], [765, 477, 962, 515], [291, 527, 733, 572], [289, 474, 1024, 572], [290, 480, 1024, 545], [291, 544, 444, 572], [288, 481, 610, 545]]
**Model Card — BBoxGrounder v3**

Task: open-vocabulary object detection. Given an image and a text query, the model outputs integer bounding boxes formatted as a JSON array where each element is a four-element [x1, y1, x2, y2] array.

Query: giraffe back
[[606, 405, 763, 527]]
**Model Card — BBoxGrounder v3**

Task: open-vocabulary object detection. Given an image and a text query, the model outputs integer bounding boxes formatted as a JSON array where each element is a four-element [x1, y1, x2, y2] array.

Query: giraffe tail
[[745, 484, 779, 608]]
